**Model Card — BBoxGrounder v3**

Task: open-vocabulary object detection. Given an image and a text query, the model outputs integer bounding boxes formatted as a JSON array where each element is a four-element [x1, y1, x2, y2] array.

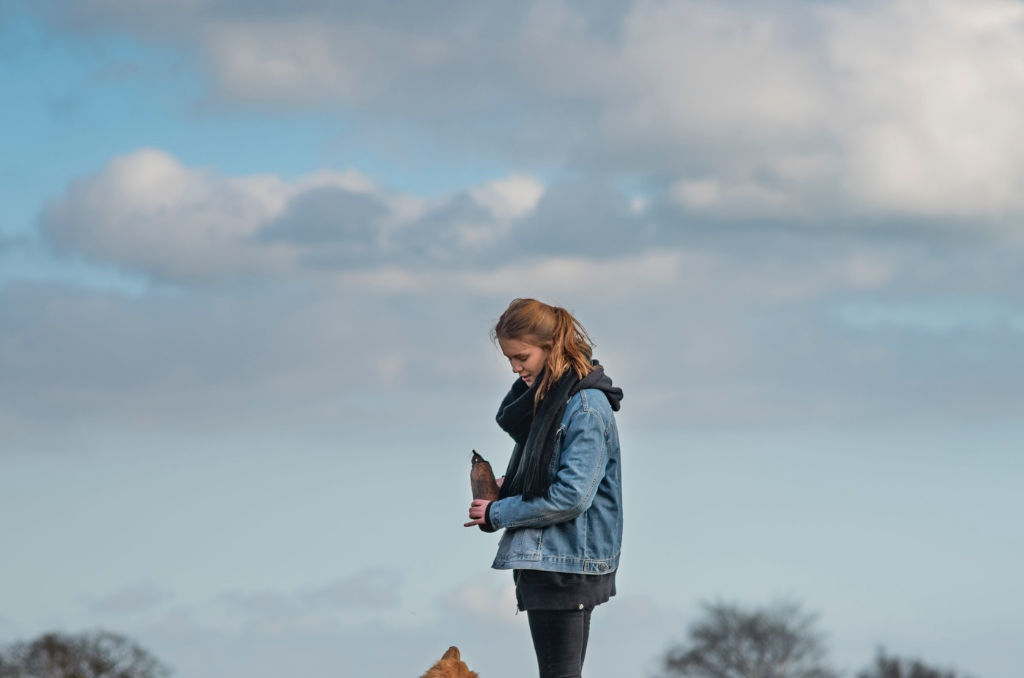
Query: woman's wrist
[[484, 501, 497, 532]]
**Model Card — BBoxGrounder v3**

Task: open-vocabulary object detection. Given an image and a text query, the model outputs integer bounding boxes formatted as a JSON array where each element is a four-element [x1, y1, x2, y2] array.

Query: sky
[[1, 1, 1023, 677]]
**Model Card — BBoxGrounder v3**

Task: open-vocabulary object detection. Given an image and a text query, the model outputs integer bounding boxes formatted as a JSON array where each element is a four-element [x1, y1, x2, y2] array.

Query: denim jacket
[[488, 387, 622, 574]]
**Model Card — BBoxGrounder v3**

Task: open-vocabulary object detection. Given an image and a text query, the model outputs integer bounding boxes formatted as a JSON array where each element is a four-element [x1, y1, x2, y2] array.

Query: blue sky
[[2, 1, 1024, 677]]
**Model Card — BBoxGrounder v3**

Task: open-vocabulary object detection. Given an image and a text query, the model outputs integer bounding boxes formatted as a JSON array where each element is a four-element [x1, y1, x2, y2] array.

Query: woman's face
[[498, 337, 548, 387]]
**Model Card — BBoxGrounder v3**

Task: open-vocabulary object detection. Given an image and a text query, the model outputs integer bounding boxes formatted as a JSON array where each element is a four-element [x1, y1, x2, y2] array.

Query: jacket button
[[579, 603, 584, 610], [598, 564, 607, 572]]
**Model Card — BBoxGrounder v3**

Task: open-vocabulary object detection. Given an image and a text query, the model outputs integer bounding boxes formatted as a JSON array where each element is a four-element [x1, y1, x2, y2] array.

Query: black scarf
[[495, 361, 623, 501]]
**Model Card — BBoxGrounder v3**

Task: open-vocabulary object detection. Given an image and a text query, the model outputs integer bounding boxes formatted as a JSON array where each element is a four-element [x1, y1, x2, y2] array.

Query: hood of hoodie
[[570, 360, 623, 412]]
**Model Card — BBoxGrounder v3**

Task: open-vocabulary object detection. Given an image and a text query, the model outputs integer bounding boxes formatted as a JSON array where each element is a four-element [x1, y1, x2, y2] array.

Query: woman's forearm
[[490, 409, 608, 529]]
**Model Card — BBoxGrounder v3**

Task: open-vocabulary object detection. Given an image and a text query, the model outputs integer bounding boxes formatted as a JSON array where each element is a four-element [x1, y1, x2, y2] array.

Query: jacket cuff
[[485, 500, 499, 532]]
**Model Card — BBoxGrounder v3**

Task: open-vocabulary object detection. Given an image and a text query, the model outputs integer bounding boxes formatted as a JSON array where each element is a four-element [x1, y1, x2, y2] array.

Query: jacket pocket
[[509, 526, 544, 561]]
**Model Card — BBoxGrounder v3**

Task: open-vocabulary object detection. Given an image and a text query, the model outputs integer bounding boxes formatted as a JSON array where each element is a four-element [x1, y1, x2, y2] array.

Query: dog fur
[[419, 646, 479, 678]]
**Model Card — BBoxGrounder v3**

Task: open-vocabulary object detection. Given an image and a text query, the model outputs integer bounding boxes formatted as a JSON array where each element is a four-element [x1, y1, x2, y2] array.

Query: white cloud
[[828, 0, 1024, 216], [200, 20, 450, 106], [40, 150, 542, 283], [461, 251, 682, 295], [292, 168, 380, 197], [49, 0, 1024, 220], [335, 251, 685, 298], [608, 0, 826, 145], [5, 229, 1024, 437], [439, 574, 522, 626], [469, 174, 545, 222], [673, 180, 721, 209], [42, 149, 298, 282], [669, 178, 789, 215], [610, 0, 1024, 218]]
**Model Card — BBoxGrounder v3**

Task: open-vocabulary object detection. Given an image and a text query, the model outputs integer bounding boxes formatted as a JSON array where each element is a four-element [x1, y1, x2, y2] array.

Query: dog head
[[419, 646, 479, 678]]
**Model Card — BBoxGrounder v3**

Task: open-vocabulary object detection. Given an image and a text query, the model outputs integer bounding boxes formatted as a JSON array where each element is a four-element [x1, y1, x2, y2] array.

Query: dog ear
[[442, 646, 461, 661]]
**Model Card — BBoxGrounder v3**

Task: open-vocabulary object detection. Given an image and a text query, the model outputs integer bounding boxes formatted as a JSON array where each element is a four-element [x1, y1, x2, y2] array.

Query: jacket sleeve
[[488, 405, 608, 530]]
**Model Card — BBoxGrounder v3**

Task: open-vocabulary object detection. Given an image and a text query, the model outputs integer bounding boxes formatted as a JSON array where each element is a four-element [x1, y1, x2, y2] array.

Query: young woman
[[464, 298, 624, 678]]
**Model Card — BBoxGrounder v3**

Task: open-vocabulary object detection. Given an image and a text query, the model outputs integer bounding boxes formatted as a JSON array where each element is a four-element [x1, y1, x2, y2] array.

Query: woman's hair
[[492, 298, 595, 403]]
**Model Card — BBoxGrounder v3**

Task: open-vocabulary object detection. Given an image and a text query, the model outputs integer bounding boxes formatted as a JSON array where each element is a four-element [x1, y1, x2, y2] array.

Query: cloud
[[37, 0, 1024, 220], [39, 149, 454, 284], [831, 301, 1024, 334], [209, 568, 402, 638], [41, 149, 546, 282], [469, 175, 545, 222], [669, 178, 791, 217], [827, 0, 1024, 217], [12, 144, 1024, 438], [43, 148, 684, 282], [258, 188, 386, 247], [310, 568, 401, 609], [456, 251, 682, 296], [91, 584, 169, 614], [41, 149, 299, 283], [199, 20, 451, 107], [6, 224, 1024, 441], [508, 181, 656, 258], [439, 574, 521, 625]]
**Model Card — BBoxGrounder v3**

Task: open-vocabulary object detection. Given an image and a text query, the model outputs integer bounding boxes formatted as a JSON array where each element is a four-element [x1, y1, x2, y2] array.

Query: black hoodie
[[570, 361, 623, 411]]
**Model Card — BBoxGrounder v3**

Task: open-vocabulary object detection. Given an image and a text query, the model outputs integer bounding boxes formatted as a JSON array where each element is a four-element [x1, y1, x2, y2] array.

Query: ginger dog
[[420, 646, 478, 678]]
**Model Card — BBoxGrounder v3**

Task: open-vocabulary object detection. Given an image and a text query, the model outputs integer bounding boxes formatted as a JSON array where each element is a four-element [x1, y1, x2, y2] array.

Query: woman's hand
[[496, 476, 504, 488], [464, 499, 492, 528]]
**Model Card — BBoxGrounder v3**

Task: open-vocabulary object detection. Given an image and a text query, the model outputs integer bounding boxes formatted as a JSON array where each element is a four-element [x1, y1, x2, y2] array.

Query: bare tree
[[660, 601, 838, 678], [858, 649, 974, 678], [0, 630, 170, 678], [0, 654, 19, 678]]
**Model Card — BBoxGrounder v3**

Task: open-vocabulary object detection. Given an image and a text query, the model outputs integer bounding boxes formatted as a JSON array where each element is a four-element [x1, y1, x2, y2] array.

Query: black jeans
[[527, 608, 593, 678]]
